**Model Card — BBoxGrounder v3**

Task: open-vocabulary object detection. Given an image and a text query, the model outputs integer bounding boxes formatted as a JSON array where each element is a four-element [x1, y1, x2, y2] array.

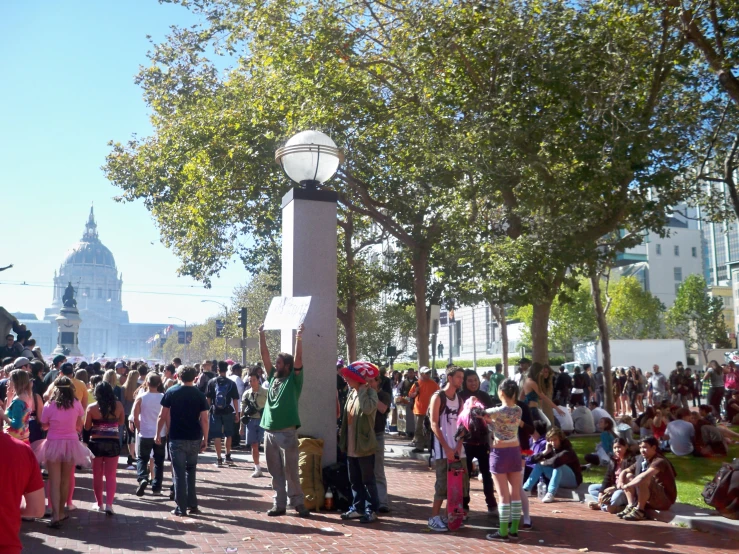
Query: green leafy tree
[[339, 301, 416, 364], [608, 276, 665, 339], [666, 274, 729, 363]]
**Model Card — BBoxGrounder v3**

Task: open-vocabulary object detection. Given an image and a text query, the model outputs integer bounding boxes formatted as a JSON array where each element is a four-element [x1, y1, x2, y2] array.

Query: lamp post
[[201, 299, 228, 359], [275, 130, 343, 465], [168, 316, 187, 364]]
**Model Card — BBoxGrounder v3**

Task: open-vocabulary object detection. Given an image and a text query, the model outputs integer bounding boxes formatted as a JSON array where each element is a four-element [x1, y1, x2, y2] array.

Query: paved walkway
[[21, 447, 736, 554]]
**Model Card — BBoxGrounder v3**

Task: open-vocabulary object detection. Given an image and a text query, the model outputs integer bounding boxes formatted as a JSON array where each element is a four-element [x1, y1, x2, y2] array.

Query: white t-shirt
[[572, 406, 595, 434], [431, 392, 465, 461], [554, 408, 574, 432], [650, 373, 667, 394], [229, 375, 245, 400], [666, 419, 695, 456], [591, 407, 616, 426]]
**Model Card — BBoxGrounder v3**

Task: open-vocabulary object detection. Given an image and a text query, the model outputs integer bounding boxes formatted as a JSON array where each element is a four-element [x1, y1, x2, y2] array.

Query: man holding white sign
[[259, 322, 310, 518]]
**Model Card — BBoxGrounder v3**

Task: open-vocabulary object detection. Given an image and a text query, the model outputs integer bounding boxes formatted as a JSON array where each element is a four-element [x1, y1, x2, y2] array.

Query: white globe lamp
[[275, 130, 344, 190]]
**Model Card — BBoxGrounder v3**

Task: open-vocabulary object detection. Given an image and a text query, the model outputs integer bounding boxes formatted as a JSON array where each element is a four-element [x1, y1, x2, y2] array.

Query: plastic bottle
[[324, 490, 334, 510], [537, 477, 547, 501]]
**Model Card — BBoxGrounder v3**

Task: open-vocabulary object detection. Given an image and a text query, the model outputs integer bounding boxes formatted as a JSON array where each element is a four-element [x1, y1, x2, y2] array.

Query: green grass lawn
[[569, 430, 739, 509]]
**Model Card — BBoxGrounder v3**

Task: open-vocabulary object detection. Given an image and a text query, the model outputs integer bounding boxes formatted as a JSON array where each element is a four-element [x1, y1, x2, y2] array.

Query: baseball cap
[[52, 354, 66, 366], [519, 357, 532, 365], [115, 361, 126, 369], [13, 357, 31, 368], [419, 366, 432, 374], [340, 361, 380, 384]]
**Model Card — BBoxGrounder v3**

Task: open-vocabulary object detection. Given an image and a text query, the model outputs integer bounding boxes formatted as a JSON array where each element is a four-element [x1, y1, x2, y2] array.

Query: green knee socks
[[510, 500, 522, 533], [498, 503, 510, 536]]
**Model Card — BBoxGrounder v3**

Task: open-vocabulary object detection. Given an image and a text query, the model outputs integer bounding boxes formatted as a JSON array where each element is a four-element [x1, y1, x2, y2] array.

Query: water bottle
[[324, 490, 334, 511], [537, 477, 547, 501]]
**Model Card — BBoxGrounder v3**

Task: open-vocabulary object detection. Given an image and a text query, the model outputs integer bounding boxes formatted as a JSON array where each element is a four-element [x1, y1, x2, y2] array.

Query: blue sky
[[0, 0, 247, 324]]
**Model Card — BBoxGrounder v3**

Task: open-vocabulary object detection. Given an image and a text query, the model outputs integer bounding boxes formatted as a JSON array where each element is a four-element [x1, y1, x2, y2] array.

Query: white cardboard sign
[[263, 296, 312, 330]]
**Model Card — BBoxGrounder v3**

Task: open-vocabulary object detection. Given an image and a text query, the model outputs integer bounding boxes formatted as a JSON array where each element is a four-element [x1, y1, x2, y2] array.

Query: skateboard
[[447, 459, 465, 531]]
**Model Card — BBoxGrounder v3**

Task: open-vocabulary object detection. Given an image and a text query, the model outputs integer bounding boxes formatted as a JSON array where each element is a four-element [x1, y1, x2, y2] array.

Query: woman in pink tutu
[[35, 376, 93, 528]]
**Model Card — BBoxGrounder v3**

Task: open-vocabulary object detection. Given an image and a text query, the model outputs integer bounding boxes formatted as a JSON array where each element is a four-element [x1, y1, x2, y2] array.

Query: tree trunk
[[490, 301, 509, 374], [531, 301, 552, 365], [412, 249, 430, 367], [590, 274, 615, 416], [337, 301, 357, 362]]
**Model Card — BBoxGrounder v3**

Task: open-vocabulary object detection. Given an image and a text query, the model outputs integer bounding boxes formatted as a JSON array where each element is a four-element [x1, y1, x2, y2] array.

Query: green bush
[[392, 356, 522, 372]]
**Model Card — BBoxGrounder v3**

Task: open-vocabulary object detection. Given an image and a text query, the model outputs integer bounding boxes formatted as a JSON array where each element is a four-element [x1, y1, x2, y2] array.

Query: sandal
[[47, 520, 62, 529]]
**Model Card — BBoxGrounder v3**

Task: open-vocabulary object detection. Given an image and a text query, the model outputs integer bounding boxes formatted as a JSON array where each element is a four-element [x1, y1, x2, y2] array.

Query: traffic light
[[215, 319, 225, 338], [240, 307, 247, 330], [178, 331, 185, 344]]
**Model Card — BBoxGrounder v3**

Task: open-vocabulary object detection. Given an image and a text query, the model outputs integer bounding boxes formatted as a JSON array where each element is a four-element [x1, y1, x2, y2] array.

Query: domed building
[[15, 207, 171, 359]]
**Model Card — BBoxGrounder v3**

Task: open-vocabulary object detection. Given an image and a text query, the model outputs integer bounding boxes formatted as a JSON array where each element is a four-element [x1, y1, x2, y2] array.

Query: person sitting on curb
[[618, 436, 677, 521], [522, 428, 582, 503], [587, 437, 633, 513], [338, 362, 381, 524]]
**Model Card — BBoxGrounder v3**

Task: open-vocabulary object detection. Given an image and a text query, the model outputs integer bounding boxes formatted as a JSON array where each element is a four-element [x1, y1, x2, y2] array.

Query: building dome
[[60, 207, 116, 269]]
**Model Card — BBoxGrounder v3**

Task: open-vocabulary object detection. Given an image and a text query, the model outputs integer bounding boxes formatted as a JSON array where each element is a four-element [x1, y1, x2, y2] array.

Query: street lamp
[[201, 299, 228, 359], [168, 316, 187, 364], [273, 130, 343, 464], [275, 130, 344, 190]]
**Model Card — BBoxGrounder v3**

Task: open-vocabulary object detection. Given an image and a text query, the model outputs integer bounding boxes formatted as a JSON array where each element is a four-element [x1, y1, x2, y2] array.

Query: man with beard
[[258, 323, 310, 518]]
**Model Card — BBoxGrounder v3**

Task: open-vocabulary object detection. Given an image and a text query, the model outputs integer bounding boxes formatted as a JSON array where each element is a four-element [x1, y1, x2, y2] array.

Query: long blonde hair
[[103, 369, 119, 389], [10, 369, 32, 398], [123, 369, 141, 402]]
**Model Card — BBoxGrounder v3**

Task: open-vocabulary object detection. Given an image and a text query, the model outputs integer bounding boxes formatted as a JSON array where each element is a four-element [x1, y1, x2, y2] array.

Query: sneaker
[[104, 505, 114, 515], [360, 511, 378, 524], [623, 508, 646, 521], [617, 505, 636, 519], [94, 504, 105, 513], [378, 506, 391, 514], [267, 506, 286, 517], [225, 454, 234, 464], [541, 492, 555, 503], [428, 515, 448, 532], [295, 505, 311, 518], [188, 507, 201, 515], [170, 508, 185, 517], [216, 458, 224, 467], [252, 466, 263, 478], [136, 481, 148, 497], [341, 510, 363, 520], [126, 464, 135, 470], [508, 532, 519, 540], [486, 531, 509, 541], [151, 489, 162, 496], [521, 521, 533, 531]]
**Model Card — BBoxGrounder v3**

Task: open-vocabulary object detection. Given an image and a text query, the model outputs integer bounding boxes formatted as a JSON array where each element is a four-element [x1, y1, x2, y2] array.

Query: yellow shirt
[[47, 377, 87, 403]]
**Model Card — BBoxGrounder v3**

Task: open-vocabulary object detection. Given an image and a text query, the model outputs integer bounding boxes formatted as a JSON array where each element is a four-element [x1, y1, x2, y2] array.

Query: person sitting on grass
[[588, 437, 633, 513], [584, 417, 617, 466], [618, 436, 677, 521], [522, 428, 582, 503], [664, 408, 695, 457], [726, 391, 739, 425]]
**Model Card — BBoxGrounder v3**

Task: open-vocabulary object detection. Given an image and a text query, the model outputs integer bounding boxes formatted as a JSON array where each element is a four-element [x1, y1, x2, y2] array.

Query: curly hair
[[51, 376, 76, 410]]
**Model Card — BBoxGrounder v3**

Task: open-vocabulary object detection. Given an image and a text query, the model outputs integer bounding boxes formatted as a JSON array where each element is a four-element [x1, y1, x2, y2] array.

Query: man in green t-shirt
[[258, 322, 310, 518], [489, 363, 506, 397]]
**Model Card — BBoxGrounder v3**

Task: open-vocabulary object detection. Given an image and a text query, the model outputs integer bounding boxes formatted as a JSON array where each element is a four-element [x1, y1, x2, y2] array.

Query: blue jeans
[[169, 439, 200, 514], [524, 464, 577, 495], [347, 455, 380, 515], [588, 483, 627, 508]]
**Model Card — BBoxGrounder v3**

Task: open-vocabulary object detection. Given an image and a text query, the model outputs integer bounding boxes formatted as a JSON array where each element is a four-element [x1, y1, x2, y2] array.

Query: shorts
[[490, 445, 523, 474], [246, 418, 265, 445], [209, 412, 235, 440], [646, 479, 673, 511], [434, 458, 469, 501]]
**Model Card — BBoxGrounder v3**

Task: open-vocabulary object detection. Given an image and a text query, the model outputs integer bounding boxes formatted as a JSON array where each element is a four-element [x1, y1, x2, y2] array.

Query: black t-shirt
[[160, 385, 209, 441], [206, 375, 239, 415], [31, 377, 44, 399], [374, 390, 392, 433], [197, 371, 215, 394]]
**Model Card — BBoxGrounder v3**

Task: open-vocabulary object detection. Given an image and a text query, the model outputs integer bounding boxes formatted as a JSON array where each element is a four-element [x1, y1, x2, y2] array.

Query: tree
[[608, 277, 665, 339], [230, 272, 281, 363], [339, 301, 416, 364], [666, 274, 729, 363]]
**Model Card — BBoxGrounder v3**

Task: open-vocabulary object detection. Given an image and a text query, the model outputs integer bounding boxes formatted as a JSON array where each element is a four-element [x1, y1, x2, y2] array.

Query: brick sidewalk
[[21, 449, 734, 554]]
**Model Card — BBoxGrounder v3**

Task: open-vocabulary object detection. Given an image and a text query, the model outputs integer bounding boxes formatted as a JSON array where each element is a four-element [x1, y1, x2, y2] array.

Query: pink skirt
[[32, 438, 94, 467]]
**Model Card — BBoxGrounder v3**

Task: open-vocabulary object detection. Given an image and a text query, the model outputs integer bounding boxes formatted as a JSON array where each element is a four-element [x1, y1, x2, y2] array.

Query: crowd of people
[[2, 322, 739, 551]]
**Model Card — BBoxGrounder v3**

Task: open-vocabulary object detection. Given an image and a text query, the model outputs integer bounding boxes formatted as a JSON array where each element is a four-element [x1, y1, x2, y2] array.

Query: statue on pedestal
[[62, 282, 77, 309]]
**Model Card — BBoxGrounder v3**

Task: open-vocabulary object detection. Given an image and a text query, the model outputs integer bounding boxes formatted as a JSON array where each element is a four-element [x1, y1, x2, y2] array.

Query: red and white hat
[[340, 361, 380, 384]]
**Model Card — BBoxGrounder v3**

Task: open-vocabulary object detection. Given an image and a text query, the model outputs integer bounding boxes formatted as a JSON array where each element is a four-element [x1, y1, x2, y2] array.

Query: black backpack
[[423, 390, 447, 438], [702, 458, 739, 519], [322, 463, 352, 512]]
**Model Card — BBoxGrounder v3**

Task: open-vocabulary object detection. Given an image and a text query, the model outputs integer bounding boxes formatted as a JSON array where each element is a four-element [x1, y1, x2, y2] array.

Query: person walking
[[258, 323, 310, 518], [85, 382, 124, 514], [33, 376, 92, 529], [156, 366, 209, 517], [409, 366, 440, 452], [240, 367, 268, 477], [206, 361, 240, 467], [133, 373, 166, 497]]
